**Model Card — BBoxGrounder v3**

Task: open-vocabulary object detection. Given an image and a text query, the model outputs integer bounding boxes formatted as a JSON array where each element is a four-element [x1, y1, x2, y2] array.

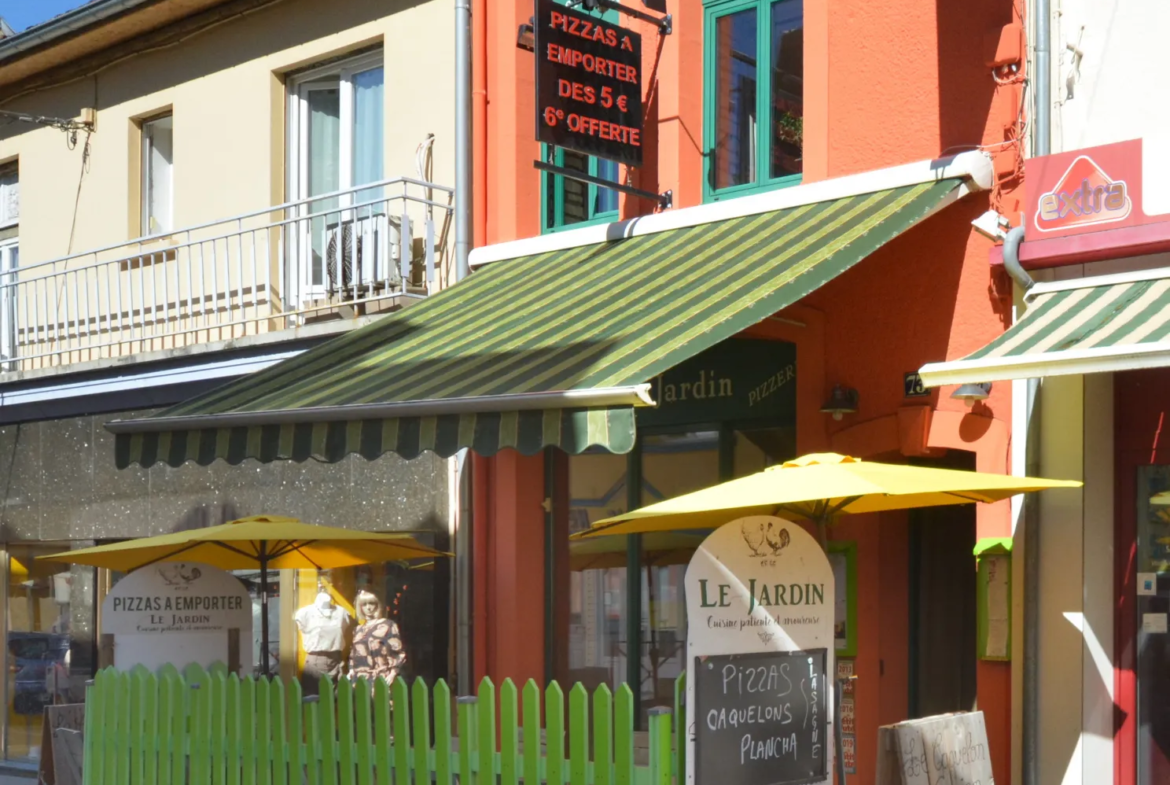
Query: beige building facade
[[0, 0, 458, 770]]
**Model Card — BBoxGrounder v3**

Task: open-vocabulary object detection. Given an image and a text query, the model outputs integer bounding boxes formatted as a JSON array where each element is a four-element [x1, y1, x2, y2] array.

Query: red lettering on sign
[[548, 10, 621, 48], [545, 42, 639, 85], [558, 78, 597, 105], [565, 113, 642, 146]]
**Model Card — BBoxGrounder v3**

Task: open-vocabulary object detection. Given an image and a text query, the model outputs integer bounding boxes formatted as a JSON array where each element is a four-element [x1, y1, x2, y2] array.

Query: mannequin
[[348, 589, 405, 691], [295, 589, 352, 696]]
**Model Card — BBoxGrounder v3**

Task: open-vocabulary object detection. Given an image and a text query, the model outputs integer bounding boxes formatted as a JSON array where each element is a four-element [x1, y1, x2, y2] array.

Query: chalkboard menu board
[[694, 649, 828, 785]]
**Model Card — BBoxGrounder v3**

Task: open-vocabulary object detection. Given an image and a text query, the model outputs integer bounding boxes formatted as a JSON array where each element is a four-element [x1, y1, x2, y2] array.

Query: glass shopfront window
[[554, 424, 795, 726], [1136, 466, 1170, 785], [1, 543, 95, 764], [287, 544, 441, 695]]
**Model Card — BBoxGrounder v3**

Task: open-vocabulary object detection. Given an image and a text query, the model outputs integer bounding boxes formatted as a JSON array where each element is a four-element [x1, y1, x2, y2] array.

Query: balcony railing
[[0, 177, 453, 371]]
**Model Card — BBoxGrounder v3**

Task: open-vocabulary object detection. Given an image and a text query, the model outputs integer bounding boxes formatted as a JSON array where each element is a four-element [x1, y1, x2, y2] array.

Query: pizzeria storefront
[[919, 136, 1170, 785], [110, 148, 1016, 783]]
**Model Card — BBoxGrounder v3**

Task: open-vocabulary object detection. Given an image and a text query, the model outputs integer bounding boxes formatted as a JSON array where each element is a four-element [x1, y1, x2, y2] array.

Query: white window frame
[[286, 50, 385, 303], [0, 165, 18, 231], [140, 114, 174, 237], [0, 237, 18, 366]]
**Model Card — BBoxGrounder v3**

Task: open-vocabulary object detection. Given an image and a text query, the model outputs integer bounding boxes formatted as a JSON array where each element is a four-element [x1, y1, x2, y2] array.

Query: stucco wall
[[1050, 1, 1170, 153], [0, 0, 455, 271]]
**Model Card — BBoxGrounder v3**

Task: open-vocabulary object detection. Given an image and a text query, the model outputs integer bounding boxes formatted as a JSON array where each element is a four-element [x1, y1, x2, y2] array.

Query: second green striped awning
[[919, 269, 1170, 386], [111, 177, 965, 468]]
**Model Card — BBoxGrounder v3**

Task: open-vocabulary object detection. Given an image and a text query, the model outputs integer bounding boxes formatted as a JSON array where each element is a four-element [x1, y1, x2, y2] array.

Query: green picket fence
[[82, 665, 686, 785]]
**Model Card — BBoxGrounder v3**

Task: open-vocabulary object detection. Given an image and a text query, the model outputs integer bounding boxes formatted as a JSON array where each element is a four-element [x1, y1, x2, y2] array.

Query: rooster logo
[[157, 563, 203, 586], [741, 520, 790, 556]]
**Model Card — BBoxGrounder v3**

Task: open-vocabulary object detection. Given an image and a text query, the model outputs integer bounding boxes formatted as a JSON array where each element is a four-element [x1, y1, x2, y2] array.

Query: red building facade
[[469, 2, 1027, 782]]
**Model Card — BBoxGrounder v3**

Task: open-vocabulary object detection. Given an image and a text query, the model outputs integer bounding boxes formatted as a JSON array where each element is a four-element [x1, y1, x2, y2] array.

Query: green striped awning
[[919, 270, 1170, 387], [112, 177, 964, 468]]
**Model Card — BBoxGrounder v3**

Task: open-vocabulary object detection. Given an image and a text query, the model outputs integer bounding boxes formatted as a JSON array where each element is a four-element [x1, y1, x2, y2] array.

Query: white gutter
[[105, 384, 656, 433], [919, 343, 1170, 388], [470, 151, 994, 267]]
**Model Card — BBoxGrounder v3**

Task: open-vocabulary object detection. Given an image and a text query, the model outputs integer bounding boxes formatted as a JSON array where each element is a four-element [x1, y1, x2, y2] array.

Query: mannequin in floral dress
[[348, 589, 406, 690]]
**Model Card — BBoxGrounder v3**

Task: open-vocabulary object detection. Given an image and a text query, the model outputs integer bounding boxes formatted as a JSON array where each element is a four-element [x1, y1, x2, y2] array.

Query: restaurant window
[[141, 114, 174, 236], [0, 543, 95, 764], [285, 541, 443, 695], [703, 0, 804, 201], [541, 1, 620, 233], [554, 423, 795, 727]]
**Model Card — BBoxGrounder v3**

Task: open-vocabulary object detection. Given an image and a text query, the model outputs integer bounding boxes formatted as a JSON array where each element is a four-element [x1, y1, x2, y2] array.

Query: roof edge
[[470, 150, 993, 268], [0, 0, 156, 66]]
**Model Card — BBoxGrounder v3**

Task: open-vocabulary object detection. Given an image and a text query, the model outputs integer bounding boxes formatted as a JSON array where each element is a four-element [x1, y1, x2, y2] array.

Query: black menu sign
[[694, 649, 829, 785], [534, 0, 644, 166]]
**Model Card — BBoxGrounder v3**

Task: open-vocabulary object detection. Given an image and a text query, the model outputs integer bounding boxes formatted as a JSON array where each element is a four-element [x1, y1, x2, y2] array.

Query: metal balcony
[[0, 177, 453, 372]]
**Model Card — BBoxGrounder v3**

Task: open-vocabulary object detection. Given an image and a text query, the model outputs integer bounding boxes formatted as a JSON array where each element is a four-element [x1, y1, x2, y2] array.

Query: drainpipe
[[1002, 226, 1034, 291], [455, 0, 473, 283], [1022, 0, 1049, 776], [454, 0, 474, 695]]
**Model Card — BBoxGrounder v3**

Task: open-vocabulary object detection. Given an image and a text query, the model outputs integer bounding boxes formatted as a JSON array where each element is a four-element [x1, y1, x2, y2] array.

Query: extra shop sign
[[534, 0, 643, 167]]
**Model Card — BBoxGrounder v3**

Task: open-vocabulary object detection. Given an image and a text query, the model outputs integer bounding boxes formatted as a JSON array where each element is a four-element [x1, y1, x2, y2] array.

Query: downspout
[[454, 0, 474, 695], [455, 0, 473, 283], [1022, 0, 1049, 773]]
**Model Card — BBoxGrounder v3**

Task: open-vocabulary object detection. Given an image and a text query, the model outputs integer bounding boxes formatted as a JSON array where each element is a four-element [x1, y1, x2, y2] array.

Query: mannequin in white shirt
[[295, 590, 352, 695]]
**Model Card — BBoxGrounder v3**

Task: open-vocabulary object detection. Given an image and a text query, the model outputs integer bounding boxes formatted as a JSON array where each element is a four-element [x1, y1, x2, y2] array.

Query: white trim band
[[105, 384, 658, 433], [1024, 265, 1170, 302], [470, 151, 994, 267], [919, 343, 1170, 387]]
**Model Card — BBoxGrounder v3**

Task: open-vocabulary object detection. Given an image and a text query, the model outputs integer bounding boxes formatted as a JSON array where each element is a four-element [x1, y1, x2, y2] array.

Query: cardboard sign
[[876, 712, 994, 785], [534, 0, 644, 166], [102, 562, 252, 673], [685, 517, 834, 785], [38, 703, 85, 785]]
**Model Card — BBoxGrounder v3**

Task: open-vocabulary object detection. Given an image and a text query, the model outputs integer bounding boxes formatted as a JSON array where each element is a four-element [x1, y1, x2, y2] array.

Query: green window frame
[[540, 0, 621, 233], [541, 147, 621, 233], [702, 0, 804, 202]]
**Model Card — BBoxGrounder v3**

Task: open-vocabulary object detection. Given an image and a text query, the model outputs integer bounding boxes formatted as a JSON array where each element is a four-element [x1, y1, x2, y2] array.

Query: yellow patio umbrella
[[39, 514, 449, 673], [573, 452, 1081, 543]]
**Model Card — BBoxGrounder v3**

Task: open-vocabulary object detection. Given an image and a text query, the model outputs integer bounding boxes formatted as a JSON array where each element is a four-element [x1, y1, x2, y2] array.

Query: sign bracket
[[534, 159, 672, 210], [577, 0, 672, 34]]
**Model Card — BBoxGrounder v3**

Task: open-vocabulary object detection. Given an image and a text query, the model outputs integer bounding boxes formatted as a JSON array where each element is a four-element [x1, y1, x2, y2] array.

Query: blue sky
[[1, 0, 90, 33]]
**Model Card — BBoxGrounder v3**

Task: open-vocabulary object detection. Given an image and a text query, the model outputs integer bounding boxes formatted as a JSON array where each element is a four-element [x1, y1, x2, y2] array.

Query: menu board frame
[[693, 649, 829, 785]]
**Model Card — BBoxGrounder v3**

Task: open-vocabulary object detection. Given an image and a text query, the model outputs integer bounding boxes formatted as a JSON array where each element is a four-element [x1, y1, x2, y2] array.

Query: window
[[288, 50, 385, 301], [543, 148, 620, 232], [0, 163, 18, 367], [141, 114, 173, 236], [0, 163, 17, 230], [541, 1, 620, 233], [554, 424, 795, 727], [704, 0, 803, 201]]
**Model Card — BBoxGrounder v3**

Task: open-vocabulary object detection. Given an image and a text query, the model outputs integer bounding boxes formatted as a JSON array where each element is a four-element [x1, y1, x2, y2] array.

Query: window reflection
[[4, 544, 91, 764], [770, 0, 804, 178], [714, 9, 759, 189]]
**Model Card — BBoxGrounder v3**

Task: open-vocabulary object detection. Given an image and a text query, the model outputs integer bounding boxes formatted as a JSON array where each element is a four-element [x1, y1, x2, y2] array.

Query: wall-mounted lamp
[[971, 210, 1011, 242], [951, 382, 992, 407], [820, 385, 859, 421], [517, 20, 535, 51]]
